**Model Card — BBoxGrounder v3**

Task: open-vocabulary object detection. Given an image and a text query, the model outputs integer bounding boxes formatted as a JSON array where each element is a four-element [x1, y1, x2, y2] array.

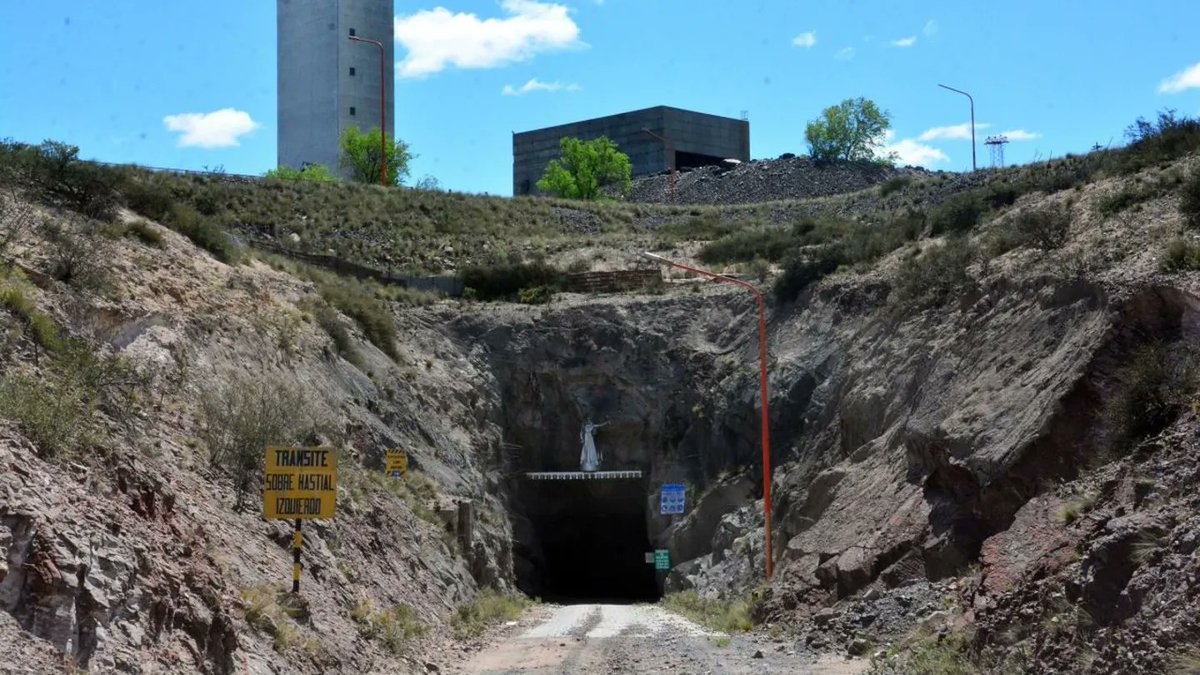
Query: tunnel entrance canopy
[[516, 477, 659, 602]]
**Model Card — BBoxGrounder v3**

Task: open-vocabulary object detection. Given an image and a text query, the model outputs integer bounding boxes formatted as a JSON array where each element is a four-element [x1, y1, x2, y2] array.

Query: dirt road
[[450, 603, 868, 674]]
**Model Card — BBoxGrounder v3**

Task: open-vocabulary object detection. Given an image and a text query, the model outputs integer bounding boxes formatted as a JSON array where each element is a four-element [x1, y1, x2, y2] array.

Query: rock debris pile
[[628, 155, 930, 205]]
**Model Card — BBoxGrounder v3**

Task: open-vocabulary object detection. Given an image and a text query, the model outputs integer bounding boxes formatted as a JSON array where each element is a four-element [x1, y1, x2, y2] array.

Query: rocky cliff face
[[0, 215, 516, 673], [3, 149, 1199, 671]]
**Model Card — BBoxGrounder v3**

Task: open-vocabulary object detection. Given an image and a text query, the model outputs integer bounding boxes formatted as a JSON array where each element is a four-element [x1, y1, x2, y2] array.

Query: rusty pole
[[642, 252, 773, 579], [350, 36, 388, 186]]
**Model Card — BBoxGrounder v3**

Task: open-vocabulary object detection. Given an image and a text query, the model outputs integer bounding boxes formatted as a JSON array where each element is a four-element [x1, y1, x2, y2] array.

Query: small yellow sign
[[385, 449, 408, 478], [264, 447, 337, 520]]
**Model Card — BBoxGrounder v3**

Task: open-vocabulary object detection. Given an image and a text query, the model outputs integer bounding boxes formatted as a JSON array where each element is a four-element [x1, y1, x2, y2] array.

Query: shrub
[[1162, 238, 1200, 272], [929, 193, 985, 236], [0, 372, 89, 458], [1005, 206, 1072, 252], [1181, 168, 1200, 229], [879, 176, 912, 197], [165, 203, 242, 264], [450, 589, 534, 640], [384, 470, 442, 526], [1104, 342, 1196, 454], [119, 176, 176, 222], [1119, 109, 1200, 174], [200, 375, 323, 509], [309, 302, 362, 366], [124, 219, 164, 247], [314, 277, 398, 359], [517, 284, 555, 304], [1097, 186, 1154, 217], [774, 253, 839, 303], [41, 219, 112, 290], [263, 164, 338, 182], [351, 598, 426, 654], [661, 590, 753, 633], [460, 262, 563, 301], [869, 629, 988, 675], [698, 227, 797, 264], [894, 238, 977, 306], [19, 141, 123, 220], [0, 278, 60, 353], [0, 195, 37, 262], [982, 182, 1023, 209]]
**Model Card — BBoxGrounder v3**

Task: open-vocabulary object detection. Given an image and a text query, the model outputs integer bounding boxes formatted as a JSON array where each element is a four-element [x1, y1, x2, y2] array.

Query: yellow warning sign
[[263, 447, 337, 520], [385, 449, 408, 478]]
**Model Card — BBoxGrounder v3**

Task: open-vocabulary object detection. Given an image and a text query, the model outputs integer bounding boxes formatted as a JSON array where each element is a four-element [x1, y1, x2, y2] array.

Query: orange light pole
[[349, 35, 388, 186], [643, 252, 773, 579]]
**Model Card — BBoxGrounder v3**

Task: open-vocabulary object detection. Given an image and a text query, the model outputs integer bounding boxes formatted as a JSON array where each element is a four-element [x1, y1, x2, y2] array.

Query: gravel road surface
[[450, 603, 868, 674]]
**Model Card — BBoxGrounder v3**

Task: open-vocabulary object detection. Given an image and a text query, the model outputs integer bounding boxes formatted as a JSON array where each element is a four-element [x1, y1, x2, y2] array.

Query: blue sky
[[2, 1, 1199, 195]]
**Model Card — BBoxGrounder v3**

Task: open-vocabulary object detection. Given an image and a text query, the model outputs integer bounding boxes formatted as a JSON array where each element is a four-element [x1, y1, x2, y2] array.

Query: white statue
[[579, 420, 608, 472]]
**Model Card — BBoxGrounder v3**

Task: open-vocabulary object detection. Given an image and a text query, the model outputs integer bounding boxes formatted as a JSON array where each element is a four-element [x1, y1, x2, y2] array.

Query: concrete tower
[[277, 0, 395, 174]]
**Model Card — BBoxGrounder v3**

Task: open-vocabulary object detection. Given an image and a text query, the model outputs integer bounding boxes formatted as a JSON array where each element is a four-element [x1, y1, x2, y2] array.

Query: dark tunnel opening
[[515, 478, 660, 602], [675, 150, 728, 171]]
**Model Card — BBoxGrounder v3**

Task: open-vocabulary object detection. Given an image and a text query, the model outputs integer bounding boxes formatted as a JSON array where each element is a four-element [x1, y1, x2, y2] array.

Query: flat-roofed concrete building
[[277, 0, 395, 175], [512, 106, 750, 196]]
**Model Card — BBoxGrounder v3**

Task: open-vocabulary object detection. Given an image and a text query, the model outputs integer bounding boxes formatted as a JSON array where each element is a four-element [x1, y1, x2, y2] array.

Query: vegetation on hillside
[[805, 97, 895, 164], [339, 126, 414, 186], [537, 135, 633, 200], [661, 590, 754, 633], [263, 163, 338, 182]]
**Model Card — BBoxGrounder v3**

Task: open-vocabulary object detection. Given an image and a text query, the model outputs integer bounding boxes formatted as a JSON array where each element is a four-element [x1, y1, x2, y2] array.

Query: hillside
[[2, 112, 1200, 673]]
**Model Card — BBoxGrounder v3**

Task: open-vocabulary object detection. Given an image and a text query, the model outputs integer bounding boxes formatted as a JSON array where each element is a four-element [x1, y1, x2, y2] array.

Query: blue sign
[[660, 483, 686, 515]]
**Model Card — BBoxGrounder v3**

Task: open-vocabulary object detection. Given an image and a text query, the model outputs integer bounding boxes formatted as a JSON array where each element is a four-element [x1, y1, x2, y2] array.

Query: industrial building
[[512, 106, 750, 196], [277, 0, 395, 175]]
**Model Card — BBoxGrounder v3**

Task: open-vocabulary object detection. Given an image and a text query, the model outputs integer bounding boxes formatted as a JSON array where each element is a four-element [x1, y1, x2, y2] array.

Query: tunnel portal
[[516, 476, 660, 602]]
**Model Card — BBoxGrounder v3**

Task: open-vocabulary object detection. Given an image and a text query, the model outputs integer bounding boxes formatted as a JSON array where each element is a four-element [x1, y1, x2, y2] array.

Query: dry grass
[[450, 588, 534, 640], [660, 590, 753, 633]]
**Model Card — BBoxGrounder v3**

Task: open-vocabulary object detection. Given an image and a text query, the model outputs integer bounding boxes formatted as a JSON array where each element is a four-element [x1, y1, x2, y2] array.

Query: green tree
[[536, 136, 632, 200], [263, 163, 338, 182], [339, 126, 413, 186], [805, 97, 895, 164]]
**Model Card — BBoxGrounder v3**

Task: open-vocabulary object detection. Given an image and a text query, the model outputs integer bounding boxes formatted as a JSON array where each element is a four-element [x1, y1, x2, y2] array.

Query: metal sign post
[[264, 446, 338, 593]]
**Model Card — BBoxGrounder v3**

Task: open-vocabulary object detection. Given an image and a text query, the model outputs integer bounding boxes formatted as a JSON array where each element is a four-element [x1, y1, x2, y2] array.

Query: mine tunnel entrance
[[516, 477, 660, 602]]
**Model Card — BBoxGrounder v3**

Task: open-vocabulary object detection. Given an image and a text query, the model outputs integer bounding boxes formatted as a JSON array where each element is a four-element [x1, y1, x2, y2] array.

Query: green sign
[[654, 549, 670, 571]]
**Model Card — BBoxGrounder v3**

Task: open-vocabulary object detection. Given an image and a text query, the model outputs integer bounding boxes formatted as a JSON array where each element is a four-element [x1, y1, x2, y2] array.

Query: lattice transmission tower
[[985, 135, 1010, 168]]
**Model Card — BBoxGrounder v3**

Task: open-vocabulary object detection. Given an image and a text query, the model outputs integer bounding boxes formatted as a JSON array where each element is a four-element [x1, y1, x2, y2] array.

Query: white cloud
[[889, 36, 916, 47], [998, 129, 1042, 141], [1159, 62, 1200, 94], [163, 108, 260, 148], [792, 31, 817, 48], [881, 130, 949, 167], [501, 77, 581, 96], [393, 0, 582, 78], [923, 19, 938, 37], [835, 47, 855, 60], [918, 122, 991, 141]]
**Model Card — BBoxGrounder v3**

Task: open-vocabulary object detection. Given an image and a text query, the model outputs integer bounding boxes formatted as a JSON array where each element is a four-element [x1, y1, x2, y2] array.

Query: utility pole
[[349, 35, 388, 186], [938, 83, 976, 172]]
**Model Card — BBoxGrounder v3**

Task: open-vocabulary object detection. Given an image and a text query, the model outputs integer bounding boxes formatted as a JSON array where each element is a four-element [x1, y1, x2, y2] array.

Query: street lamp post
[[642, 252, 774, 579], [642, 128, 676, 203], [349, 35, 388, 186], [937, 83, 976, 172]]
